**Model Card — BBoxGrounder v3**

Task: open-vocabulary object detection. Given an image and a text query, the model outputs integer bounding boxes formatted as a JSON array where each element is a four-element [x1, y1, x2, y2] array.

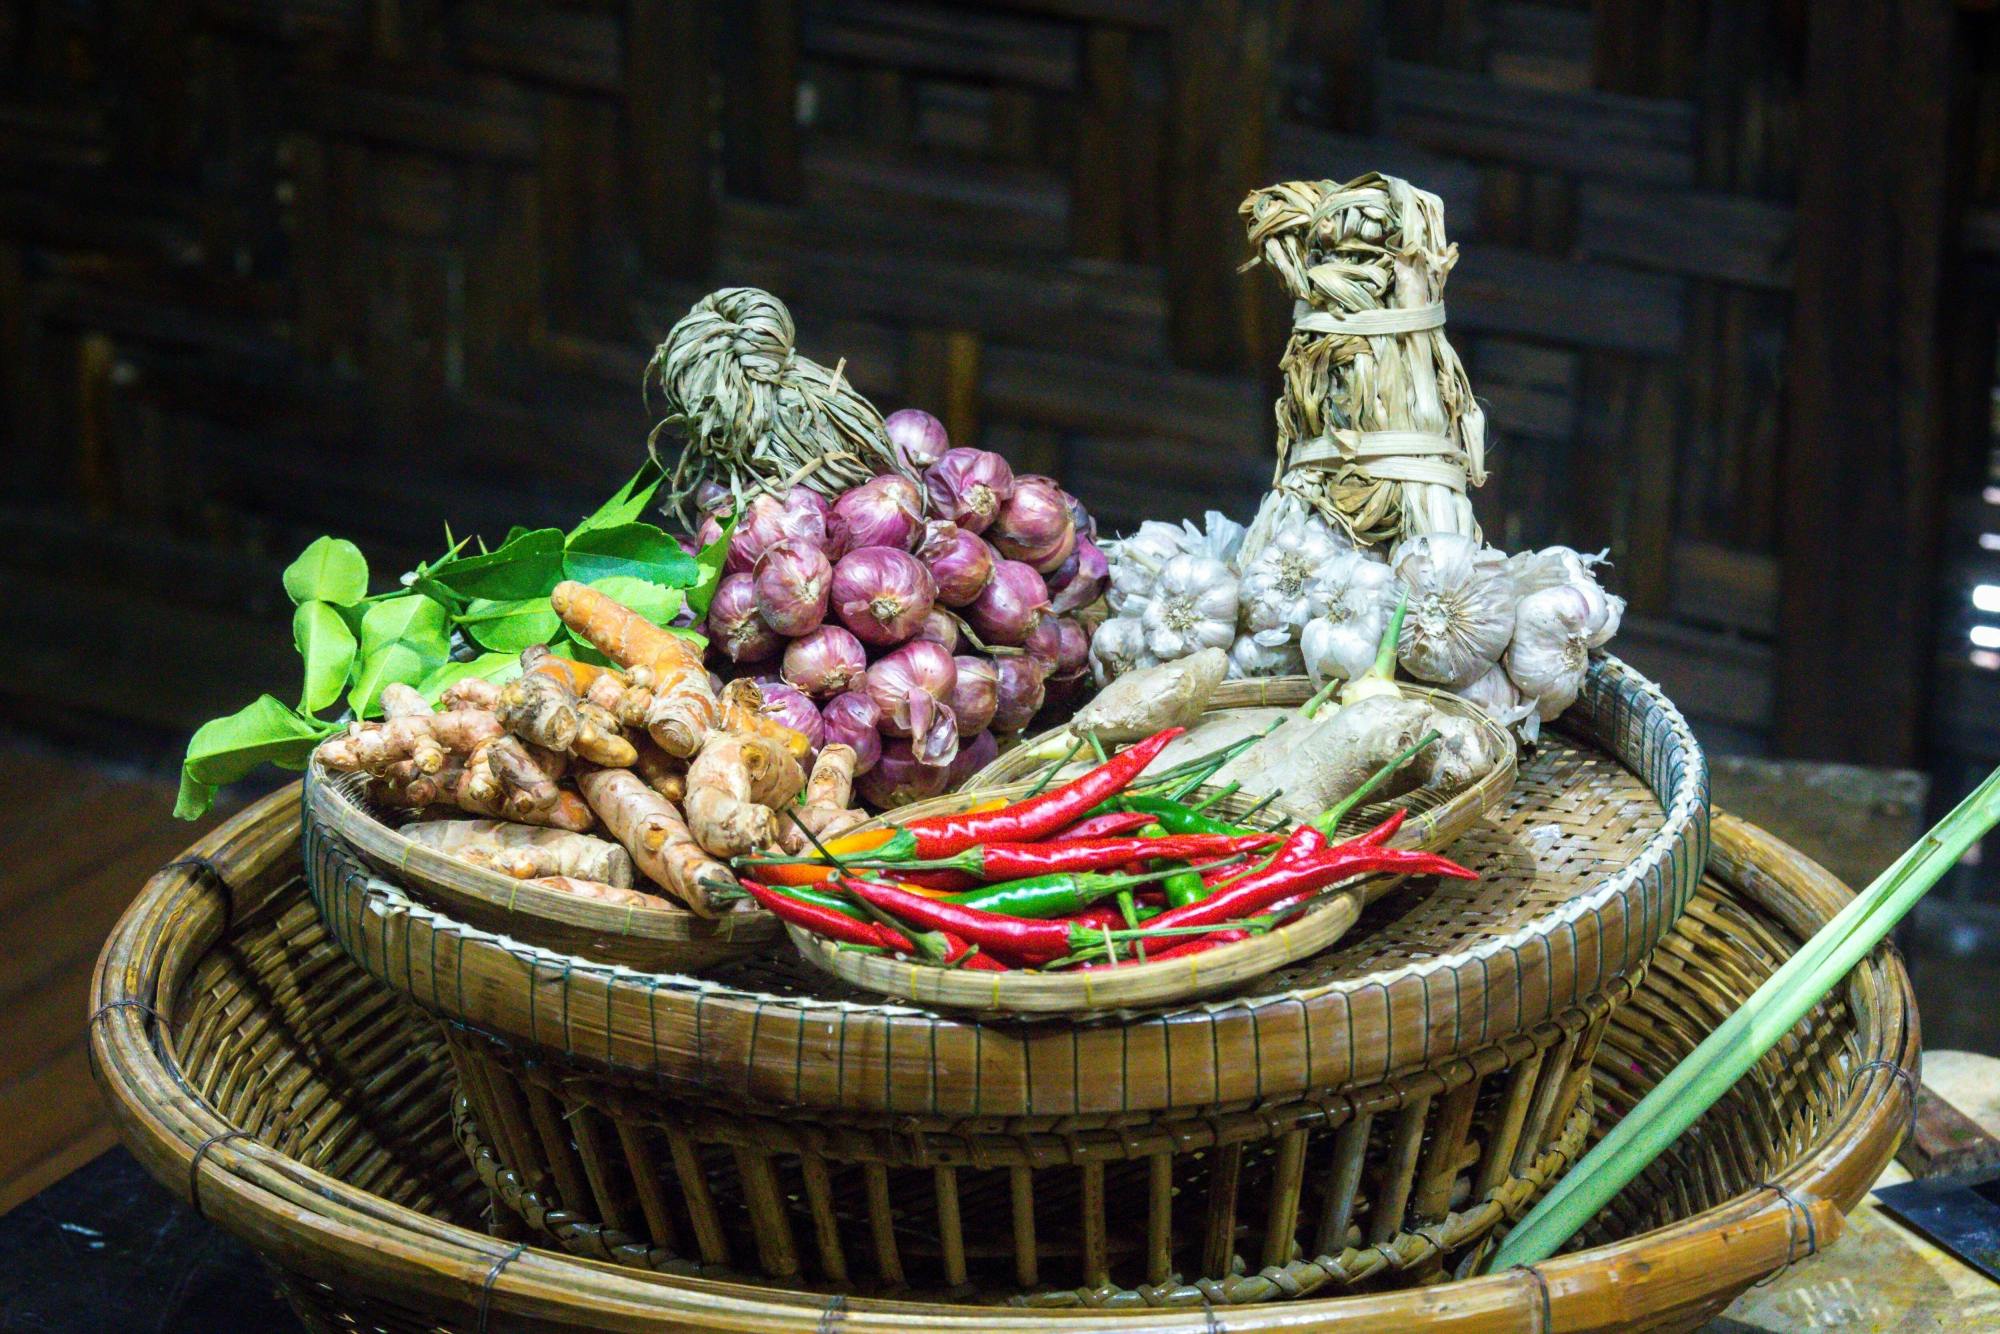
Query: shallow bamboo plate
[[303, 759, 778, 971], [91, 788, 1914, 1330], [788, 684, 1516, 1014]]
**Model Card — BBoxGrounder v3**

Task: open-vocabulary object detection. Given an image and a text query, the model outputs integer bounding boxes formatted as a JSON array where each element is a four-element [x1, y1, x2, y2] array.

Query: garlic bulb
[[1229, 631, 1303, 680], [1507, 584, 1597, 720], [1089, 615, 1155, 685], [1458, 661, 1540, 743], [1392, 534, 1515, 688], [1507, 545, 1624, 648], [1191, 510, 1247, 566], [1298, 551, 1399, 685], [1141, 554, 1239, 660], [1239, 516, 1349, 644], [1105, 520, 1190, 617]]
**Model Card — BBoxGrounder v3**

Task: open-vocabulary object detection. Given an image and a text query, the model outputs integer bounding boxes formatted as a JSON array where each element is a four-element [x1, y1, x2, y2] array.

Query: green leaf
[[570, 461, 666, 538], [174, 769, 218, 821], [587, 575, 684, 628], [556, 630, 612, 668], [417, 652, 523, 704], [281, 536, 369, 606], [563, 522, 697, 588], [349, 594, 451, 716], [421, 527, 565, 603], [456, 596, 560, 653], [688, 509, 736, 616], [182, 693, 336, 792], [292, 600, 358, 714]]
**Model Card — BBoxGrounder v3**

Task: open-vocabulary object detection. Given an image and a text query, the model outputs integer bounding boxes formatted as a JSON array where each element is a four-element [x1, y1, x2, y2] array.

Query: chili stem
[[1190, 782, 1239, 814], [1024, 736, 1087, 798], [1311, 731, 1441, 837], [1086, 733, 1110, 763]]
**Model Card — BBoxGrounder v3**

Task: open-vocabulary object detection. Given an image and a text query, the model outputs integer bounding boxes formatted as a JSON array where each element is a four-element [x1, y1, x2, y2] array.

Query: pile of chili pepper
[[737, 726, 1479, 974]]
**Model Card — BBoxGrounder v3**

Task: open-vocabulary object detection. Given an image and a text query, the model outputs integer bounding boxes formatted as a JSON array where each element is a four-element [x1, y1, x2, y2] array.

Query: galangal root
[[402, 819, 634, 886], [552, 580, 717, 758]]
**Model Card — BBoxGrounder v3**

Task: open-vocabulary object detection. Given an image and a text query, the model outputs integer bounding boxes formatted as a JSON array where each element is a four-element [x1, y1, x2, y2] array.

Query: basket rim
[[89, 787, 1918, 1331], [304, 757, 780, 948]]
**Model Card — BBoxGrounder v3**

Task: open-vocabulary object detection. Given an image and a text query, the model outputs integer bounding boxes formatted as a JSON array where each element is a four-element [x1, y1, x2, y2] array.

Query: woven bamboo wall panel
[[8, 0, 1956, 760]]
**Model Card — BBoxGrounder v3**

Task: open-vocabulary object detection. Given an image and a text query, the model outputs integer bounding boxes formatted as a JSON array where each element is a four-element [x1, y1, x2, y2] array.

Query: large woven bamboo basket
[[92, 788, 1914, 1331], [303, 757, 779, 971], [792, 684, 1515, 1014]]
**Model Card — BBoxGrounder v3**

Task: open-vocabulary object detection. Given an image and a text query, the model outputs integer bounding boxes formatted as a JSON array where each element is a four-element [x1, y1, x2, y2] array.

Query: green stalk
[[1489, 763, 2000, 1270], [1024, 737, 1088, 798], [1312, 731, 1440, 837]]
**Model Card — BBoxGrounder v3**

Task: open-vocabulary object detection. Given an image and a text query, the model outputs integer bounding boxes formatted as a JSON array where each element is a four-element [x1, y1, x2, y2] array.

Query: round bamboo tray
[[791, 685, 1515, 1013], [303, 656, 1705, 1120], [92, 789, 1915, 1331], [303, 758, 779, 971]]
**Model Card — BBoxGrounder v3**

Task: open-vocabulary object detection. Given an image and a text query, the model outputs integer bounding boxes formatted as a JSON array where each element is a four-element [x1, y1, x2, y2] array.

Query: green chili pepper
[[940, 857, 1236, 919], [1097, 793, 1258, 837]]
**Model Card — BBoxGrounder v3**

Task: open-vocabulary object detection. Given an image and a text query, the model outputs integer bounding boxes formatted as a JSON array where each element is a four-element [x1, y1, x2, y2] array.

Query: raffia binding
[[1239, 173, 1487, 555]]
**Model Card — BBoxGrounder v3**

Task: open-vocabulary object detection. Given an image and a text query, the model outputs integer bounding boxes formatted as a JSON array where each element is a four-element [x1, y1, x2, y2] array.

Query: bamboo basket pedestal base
[[89, 788, 1914, 1333]]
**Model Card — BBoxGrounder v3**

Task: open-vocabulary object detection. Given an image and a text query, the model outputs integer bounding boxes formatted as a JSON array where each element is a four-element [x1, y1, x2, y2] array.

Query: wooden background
[[3, 0, 1998, 770]]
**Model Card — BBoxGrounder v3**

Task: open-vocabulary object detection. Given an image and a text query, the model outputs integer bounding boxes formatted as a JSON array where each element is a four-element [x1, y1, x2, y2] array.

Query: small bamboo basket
[[92, 788, 1914, 1331], [303, 758, 779, 971], [790, 683, 1515, 1014]]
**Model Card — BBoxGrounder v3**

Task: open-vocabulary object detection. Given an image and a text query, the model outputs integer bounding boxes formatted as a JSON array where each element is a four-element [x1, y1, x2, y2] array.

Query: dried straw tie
[[645, 286, 905, 512], [1239, 174, 1488, 558]]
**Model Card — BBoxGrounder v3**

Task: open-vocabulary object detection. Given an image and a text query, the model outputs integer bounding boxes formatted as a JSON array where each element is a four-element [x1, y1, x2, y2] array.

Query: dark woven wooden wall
[[2, 0, 1991, 766]]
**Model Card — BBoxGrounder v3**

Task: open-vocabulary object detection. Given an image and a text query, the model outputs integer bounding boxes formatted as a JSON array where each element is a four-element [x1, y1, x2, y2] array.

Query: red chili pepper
[[882, 831, 1278, 881], [1051, 810, 1157, 841], [743, 880, 914, 952], [894, 728, 1185, 857], [1080, 928, 1250, 969], [840, 876, 1174, 967], [896, 868, 979, 892], [1141, 828, 1474, 934]]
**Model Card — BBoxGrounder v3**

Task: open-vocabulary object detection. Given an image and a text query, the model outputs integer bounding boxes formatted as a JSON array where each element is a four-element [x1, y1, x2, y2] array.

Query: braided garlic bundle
[[1238, 173, 1487, 560], [646, 287, 907, 512]]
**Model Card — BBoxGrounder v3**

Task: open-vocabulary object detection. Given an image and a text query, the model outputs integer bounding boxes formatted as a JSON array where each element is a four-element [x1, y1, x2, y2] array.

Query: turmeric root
[[778, 744, 868, 853], [320, 697, 503, 778], [551, 581, 716, 758], [484, 735, 565, 818], [440, 677, 504, 712], [684, 732, 779, 858], [502, 646, 638, 766], [719, 678, 811, 763], [574, 699, 638, 767], [402, 819, 635, 886], [531, 876, 673, 909], [574, 765, 732, 914], [631, 741, 687, 803]]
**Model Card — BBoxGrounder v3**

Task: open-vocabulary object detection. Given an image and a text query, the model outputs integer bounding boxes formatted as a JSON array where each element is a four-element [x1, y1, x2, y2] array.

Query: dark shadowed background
[[4, 0, 2000, 1206]]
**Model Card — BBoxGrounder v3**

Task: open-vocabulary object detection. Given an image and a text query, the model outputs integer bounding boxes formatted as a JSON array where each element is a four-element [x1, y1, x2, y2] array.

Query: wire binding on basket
[[161, 854, 234, 930], [1750, 1181, 1820, 1287], [188, 1128, 250, 1221], [89, 998, 162, 1028], [475, 1243, 527, 1333], [1512, 1264, 1554, 1334], [815, 1293, 848, 1334]]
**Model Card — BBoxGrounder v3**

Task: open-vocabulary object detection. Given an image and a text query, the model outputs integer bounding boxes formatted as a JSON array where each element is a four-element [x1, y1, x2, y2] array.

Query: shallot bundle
[[689, 417, 1102, 808]]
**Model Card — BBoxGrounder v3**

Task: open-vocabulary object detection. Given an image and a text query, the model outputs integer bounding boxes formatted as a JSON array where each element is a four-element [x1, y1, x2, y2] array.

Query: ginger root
[[552, 581, 716, 758], [402, 819, 634, 886], [684, 732, 780, 857], [574, 765, 732, 914]]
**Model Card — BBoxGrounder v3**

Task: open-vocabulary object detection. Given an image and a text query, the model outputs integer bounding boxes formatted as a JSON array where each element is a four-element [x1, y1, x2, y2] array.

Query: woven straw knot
[[648, 286, 899, 506], [700, 286, 799, 385]]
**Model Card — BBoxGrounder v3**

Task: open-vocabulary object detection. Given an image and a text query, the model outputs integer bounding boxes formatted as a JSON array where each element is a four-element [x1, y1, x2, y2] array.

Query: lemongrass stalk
[[1490, 763, 2000, 1269]]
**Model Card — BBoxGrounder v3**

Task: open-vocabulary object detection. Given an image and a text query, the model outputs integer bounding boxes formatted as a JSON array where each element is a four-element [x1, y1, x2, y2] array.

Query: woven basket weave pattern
[[90, 788, 1913, 1332]]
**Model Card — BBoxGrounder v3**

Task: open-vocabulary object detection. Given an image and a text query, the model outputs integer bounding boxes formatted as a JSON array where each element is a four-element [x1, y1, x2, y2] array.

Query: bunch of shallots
[[692, 410, 1104, 807]]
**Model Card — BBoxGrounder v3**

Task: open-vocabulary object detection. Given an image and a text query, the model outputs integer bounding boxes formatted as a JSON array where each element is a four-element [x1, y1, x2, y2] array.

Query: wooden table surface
[[0, 748, 240, 1214]]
